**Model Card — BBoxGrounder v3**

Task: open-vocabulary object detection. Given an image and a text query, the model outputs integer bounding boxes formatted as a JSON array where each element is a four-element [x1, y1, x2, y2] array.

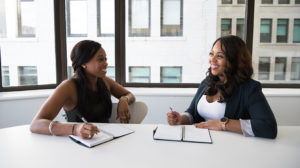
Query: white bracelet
[[49, 121, 58, 136], [122, 95, 130, 103]]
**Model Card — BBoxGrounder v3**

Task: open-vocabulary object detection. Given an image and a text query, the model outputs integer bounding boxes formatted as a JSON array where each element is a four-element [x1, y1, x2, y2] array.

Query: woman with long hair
[[30, 40, 135, 139], [167, 35, 277, 139]]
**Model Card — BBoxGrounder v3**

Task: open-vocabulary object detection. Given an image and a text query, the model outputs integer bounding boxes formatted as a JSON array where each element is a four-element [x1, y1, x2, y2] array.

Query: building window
[[293, 19, 300, 43], [236, 18, 244, 40], [107, 66, 115, 80], [17, 0, 36, 37], [0, 0, 6, 38], [278, 0, 290, 4], [260, 19, 272, 43], [129, 66, 150, 83], [261, 0, 273, 4], [277, 19, 288, 43], [222, 0, 232, 4], [128, 0, 150, 37], [97, 0, 114, 37], [258, 57, 271, 80], [1, 66, 10, 87], [275, 57, 287, 80], [237, 0, 245, 4], [161, 0, 183, 37], [160, 66, 182, 83], [296, 0, 300, 4], [221, 19, 232, 37], [66, 0, 88, 37], [67, 66, 73, 78], [18, 66, 38, 86], [291, 57, 300, 80]]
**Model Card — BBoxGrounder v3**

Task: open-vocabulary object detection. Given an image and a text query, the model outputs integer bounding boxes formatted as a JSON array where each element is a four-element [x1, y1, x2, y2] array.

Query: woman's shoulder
[[56, 78, 78, 93], [241, 79, 261, 88]]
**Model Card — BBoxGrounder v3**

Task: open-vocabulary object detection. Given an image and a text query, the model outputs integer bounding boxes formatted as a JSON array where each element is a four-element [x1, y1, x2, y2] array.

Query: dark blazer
[[185, 79, 277, 139]]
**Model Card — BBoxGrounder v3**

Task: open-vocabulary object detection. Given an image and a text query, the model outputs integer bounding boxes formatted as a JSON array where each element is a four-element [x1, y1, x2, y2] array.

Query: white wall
[[0, 88, 300, 129]]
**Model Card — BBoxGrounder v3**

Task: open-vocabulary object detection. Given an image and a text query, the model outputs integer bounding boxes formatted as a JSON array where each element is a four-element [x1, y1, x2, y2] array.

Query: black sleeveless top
[[64, 78, 112, 123]]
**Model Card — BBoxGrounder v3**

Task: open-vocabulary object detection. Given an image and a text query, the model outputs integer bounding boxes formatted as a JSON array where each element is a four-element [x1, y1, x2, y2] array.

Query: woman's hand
[[167, 111, 182, 125], [74, 123, 100, 139], [117, 96, 131, 123], [194, 120, 223, 131]]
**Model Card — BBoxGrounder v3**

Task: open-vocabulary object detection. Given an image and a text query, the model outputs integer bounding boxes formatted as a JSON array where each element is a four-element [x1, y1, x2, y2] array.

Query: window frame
[[260, 18, 272, 43], [276, 19, 289, 43], [160, 66, 182, 83], [66, 0, 88, 37], [97, 0, 115, 37], [1, 0, 299, 92], [17, 0, 36, 38], [128, 66, 151, 83]]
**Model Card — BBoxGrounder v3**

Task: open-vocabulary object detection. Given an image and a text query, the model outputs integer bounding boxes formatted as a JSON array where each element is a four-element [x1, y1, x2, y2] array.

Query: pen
[[169, 107, 173, 112]]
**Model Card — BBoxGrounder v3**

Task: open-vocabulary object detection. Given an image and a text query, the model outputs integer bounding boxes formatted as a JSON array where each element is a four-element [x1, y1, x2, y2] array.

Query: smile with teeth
[[211, 64, 218, 70]]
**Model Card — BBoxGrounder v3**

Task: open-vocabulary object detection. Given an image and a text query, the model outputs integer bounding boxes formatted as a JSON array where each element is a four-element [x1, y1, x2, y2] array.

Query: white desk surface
[[0, 124, 299, 168]]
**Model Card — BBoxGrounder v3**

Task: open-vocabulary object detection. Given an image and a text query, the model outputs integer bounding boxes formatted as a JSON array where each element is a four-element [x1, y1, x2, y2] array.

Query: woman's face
[[209, 41, 227, 80], [84, 48, 108, 78]]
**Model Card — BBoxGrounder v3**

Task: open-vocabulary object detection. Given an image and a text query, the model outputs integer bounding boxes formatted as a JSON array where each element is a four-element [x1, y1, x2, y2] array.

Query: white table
[[0, 124, 299, 168]]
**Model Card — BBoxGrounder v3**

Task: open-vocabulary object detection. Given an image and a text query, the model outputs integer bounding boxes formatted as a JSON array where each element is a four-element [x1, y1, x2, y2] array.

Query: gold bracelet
[[49, 120, 58, 135]]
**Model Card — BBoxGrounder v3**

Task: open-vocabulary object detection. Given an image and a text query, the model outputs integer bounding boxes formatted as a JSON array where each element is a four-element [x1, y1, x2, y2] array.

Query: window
[[291, 57, 300, 80], [261, 0, 273, 4], [0, 0, 6, 38], [66, 0, 87, 37], [0, 0, 56, 89], [237, 0, 245, 4], [128, 0, 150, 37], [1, 66, 10, 87], [107, 66, 115, 80], [293, 19, 300, 43], [221, 19, 232, 36], [129, 67, 150, 83], [160, 66, 182, 83], [17, 0, 36, 37], [274, 57, 286, 80], [278, 0, 290, 4], [236, 18, 244, 40], [258, 57, 271, 80], [277, 19, 288, 43], [97, 0, 114, 37], [18, 66, 37, 85], [222, 0, 232, 4], [260, 19, 272, 43], [161, 0, 183, 36], [296, 0, 300, 4]]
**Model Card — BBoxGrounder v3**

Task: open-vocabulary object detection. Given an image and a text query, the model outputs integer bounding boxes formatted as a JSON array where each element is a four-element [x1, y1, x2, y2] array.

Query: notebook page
[[70, 131, 113, 147], [153, 125, 182, 141], [183, 126, 211, 143], [99, 124, 134, 138]]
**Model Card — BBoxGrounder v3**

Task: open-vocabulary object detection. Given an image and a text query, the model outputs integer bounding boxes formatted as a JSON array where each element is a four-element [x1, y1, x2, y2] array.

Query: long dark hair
[[70, 40, 112, 118], [205, 35, 253, 102]]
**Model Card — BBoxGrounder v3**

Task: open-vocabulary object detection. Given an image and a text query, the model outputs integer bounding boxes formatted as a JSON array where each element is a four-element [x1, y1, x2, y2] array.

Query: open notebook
[[69, 124, 134, 148], [153, 125, 212, 144]]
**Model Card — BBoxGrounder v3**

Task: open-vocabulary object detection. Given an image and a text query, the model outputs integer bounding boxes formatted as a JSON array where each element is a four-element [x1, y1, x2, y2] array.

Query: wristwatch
[[220, 117, 229, 131]]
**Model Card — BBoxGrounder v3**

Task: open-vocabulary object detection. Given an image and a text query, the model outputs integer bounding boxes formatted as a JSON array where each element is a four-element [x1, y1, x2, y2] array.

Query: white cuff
[[240, 119, 255, 137]]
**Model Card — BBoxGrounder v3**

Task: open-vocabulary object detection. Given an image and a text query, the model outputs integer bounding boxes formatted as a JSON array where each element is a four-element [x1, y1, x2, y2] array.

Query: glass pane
[[274, 57, 286, 80], [222, 0, 232, 4], [125, 0, 246, 84], [293, 19, 300, 42], [18, 0, 36, 37], [161, 67, 182, 83], [296, 0, 300, 4], [237, 0, 245, 4], [253, 3, 300, 84], [1, 66, 10, 86], [66, 0, 115, 79], [67, 0, 87, 37], [258, 57, 271, 80], [221, 19, 232, 36], [0, 0, 6, 38], [129, 67, 150, 83], [262, 0, 273, 4], [291, 57, 300, 80], [106, 66, 115, 80], [0, 0, 56, 87], [129, 0, 150, 37], [236, 18, 244, 40], [98, 0, 114, 36], [278, 0, 289, 4]]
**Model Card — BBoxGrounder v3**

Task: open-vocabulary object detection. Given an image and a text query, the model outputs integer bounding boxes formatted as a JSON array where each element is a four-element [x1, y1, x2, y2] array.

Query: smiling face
[[83, 47, 108, 79], [209, 41, 227, 81]]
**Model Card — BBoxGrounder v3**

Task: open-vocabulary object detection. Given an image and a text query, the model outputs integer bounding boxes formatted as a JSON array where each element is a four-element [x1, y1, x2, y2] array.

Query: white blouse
[[183, 95, 254, 137]]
